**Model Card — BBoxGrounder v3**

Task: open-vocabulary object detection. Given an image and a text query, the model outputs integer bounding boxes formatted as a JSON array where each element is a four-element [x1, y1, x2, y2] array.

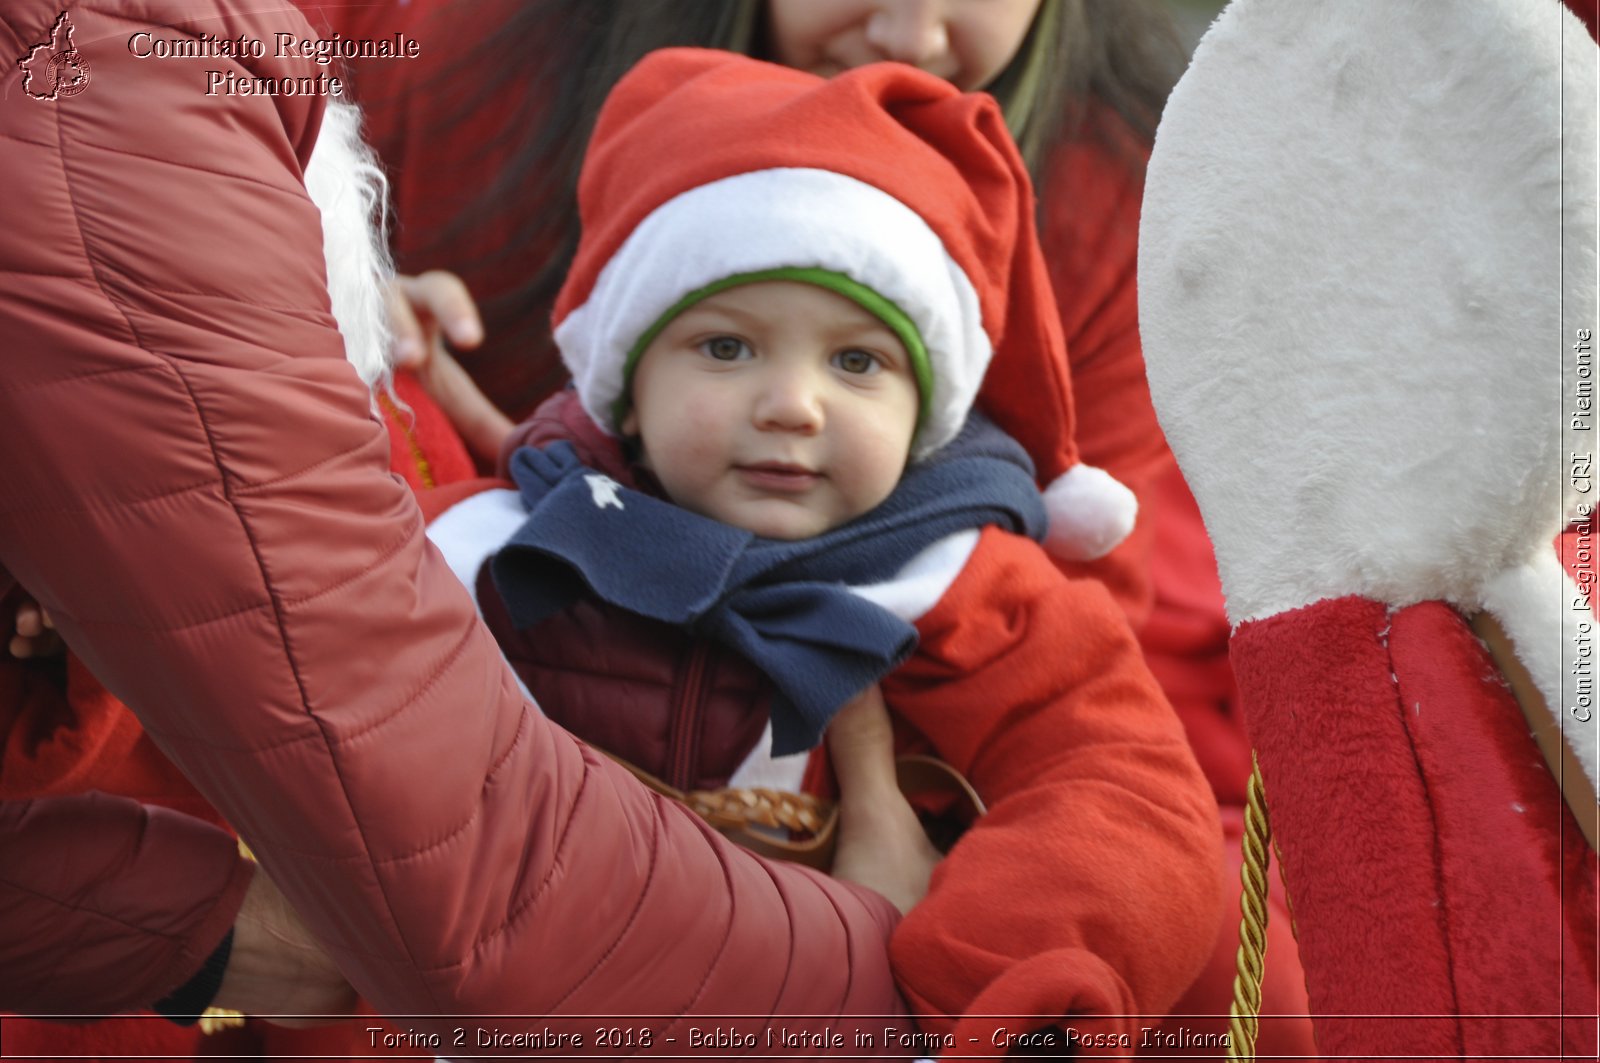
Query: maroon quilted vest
[[485, 391, 776, 790]]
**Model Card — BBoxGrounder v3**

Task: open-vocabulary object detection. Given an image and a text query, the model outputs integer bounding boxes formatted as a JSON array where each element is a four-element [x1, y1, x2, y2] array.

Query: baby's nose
[[753, 366, 825, 432]]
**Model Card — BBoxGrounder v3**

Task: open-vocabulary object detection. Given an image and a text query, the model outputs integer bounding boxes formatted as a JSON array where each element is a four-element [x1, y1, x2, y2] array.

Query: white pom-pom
[[1041, 465, 1138, 561]]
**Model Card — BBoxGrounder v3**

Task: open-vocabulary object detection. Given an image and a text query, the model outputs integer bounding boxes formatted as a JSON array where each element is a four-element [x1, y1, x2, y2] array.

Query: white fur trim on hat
[[1041, 465, 1138, 562], [554, 168, 990, 457]]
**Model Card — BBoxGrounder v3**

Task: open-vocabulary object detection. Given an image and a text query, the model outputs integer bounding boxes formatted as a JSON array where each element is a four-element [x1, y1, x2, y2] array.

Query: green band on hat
[[616, 267, 933, 430]]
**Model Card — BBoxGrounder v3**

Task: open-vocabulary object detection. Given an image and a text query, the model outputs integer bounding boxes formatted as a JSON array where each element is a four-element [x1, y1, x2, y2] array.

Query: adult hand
[[212, 868, 359, 1026], [827, 685, 941, 916], [8, 596, 60, 659], [388, 270, 512, 464]]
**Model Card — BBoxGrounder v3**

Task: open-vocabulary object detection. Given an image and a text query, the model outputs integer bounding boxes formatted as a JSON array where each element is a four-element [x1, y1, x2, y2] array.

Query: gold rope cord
[[1226, 752, 1271, 1061], [196, 1008, 246, 1035]]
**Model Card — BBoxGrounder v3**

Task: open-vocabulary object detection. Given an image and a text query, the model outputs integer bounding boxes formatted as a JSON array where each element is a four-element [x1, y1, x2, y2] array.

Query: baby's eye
[[833, 349, 880, 375], [701, 336, 751, 361]]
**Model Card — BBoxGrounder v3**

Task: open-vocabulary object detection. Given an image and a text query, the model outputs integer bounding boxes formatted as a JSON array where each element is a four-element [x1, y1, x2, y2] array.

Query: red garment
[[0, 793, 250, 1014], [0, 291, 472, 1063], [380, 370, 479, 492], [0, 371, 472, 1060], [432, 391, 1223, 1047], [0, 370, 472, 816], [1138, 464, 1250, 807], [882, 526, 1222, 1048], [1233, 596, 1597, 1060], [0, 0, 910, 1050]]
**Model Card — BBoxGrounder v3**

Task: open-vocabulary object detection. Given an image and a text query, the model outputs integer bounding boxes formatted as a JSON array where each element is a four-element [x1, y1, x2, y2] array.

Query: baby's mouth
[[735, 462, 821, 492]]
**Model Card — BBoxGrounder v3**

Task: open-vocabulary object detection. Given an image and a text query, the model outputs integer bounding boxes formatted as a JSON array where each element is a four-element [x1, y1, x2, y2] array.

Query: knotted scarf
[[491, 413, 1045, 754]]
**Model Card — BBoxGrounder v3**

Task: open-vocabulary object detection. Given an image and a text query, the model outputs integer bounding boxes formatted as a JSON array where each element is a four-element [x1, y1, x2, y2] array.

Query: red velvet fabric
[[1232, 596, 1598, 1061]]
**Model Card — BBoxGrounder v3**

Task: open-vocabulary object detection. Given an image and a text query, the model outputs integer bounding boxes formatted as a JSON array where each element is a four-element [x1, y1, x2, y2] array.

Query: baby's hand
[[9, 597, 61, 659], [828, 685, 941, 916]]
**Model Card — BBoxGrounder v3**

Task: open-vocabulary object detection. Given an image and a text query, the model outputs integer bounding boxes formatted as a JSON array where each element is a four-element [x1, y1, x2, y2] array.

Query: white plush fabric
[[1139, 0, 1597, 793], [1041, 466, 1138, 562], [305, 100, 393, 388], [554, 168, 991, 458], [1480, 553, 1597, 791], [846, 528, 981, 622], [1141, 0, 1596, 623]]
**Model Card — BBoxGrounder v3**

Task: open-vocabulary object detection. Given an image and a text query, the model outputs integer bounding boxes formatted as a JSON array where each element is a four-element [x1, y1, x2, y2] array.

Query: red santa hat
[[552, 48, 1136, 561]]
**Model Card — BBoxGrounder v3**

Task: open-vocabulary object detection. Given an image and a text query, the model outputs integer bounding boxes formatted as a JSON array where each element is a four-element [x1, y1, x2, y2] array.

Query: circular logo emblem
[[49, 49, 90, 97]]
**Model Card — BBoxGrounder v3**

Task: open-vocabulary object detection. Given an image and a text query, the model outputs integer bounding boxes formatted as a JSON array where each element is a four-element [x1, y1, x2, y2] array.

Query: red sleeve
[[0, 794, 252, 1014], [1040, 135, 1175, 628], [882, 529, 1223, 1049], [0, 0, 907, 1039]]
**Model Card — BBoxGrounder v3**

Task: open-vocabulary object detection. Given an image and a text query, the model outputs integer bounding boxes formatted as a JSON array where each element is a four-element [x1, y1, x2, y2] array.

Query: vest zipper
[[667, 641, 717, 792]]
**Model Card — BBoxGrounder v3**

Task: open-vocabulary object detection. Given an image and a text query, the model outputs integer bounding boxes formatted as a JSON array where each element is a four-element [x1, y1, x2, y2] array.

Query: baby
[[427, 48, 1222, 1049]]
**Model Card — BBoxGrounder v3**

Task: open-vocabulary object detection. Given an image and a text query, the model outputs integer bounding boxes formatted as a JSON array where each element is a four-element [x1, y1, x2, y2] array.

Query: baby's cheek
[[851, 425, 916, 503], [652, 398, 732, 479], [860, 411, 916, 464]]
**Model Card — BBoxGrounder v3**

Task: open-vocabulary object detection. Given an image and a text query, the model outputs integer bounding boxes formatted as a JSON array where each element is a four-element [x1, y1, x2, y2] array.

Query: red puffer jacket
[[0, 0, 909, 1047], [0, 368, 474, 1061]]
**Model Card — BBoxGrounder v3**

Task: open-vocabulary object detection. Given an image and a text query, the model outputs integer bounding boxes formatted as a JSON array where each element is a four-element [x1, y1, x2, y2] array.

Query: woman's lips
[[736, 462, 820, 493]]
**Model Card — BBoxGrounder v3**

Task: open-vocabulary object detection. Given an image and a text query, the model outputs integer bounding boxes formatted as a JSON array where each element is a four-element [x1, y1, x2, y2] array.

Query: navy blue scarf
[[491, 413, 1045, 754]]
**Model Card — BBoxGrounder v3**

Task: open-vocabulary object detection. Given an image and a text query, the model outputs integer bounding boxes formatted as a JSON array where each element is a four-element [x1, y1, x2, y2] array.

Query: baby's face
[[623, 280, 920, 540]]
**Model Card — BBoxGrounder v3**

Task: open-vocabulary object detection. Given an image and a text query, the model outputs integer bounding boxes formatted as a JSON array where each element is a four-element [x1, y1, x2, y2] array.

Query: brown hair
[[408, 0, 1183, 413]]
